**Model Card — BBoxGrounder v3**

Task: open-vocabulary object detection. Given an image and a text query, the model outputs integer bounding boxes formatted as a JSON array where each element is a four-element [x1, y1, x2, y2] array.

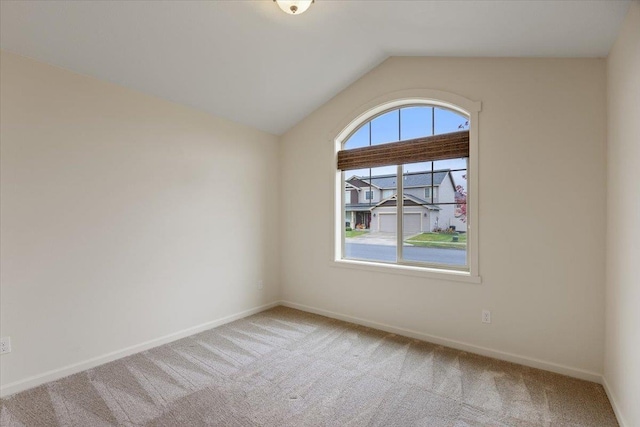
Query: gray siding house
[[345, 169, 466, 234]]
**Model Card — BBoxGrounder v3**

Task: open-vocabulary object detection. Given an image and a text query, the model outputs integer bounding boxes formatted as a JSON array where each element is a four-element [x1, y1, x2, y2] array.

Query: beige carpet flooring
[[0, 307, 618, 427]]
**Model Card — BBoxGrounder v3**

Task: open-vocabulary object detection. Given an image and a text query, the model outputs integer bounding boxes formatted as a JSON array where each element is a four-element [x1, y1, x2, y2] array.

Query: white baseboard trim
[[280, 300, 603, 384], [0, 301, 280, 398], [602, 376, 628, 427]]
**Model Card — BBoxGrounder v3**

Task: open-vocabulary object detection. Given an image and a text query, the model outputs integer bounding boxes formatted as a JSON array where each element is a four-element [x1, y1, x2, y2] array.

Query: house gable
[[346, 176, 381, 189], [370, 193, 442, 210]]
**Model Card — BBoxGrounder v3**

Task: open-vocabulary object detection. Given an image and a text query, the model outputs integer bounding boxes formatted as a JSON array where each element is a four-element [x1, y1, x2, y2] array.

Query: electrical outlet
[[482, 310, 491, 324], [257, 280, 264, 290], [0, 337, 11, 355]]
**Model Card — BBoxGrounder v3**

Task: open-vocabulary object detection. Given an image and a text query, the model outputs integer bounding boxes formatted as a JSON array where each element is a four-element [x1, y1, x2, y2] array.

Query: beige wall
[[605, 1, 640, 425], [0, 51, 280, 390], [280, 57, 607, 378]]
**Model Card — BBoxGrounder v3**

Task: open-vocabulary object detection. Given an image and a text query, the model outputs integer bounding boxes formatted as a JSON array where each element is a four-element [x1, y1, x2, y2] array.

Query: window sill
[[330, 258, 482, 284]]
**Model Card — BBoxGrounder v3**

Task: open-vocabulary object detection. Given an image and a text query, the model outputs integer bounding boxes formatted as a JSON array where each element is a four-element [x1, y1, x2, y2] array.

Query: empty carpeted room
[[0, 0, 638, 426]]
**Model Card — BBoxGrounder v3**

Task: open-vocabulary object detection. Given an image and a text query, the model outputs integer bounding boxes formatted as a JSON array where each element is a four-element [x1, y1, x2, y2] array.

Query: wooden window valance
[[337, 130, 469, 171]]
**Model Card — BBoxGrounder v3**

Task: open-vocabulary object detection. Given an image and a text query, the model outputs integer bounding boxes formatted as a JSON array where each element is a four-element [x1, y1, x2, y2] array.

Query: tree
[[454, 174, 467, 222]]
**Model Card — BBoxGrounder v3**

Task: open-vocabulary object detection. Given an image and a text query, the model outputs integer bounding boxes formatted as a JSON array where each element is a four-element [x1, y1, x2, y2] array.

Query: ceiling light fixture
[[274, 0, 314, 15]]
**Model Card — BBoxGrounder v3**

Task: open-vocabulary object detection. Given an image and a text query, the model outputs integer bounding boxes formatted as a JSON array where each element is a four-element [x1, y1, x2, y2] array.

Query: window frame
[[424, 187, 432, 200], [332, 92, 481, 283]]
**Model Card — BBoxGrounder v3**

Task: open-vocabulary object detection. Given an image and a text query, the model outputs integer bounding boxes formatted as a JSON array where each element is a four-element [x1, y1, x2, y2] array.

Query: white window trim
[[330, 258, 482, 283], [331, 89, 482, 283]]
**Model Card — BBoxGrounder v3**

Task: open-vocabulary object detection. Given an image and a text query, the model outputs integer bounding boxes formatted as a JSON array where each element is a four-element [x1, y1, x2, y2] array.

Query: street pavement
[[345, 242, 466, 265], [344, 232, 466, 265]]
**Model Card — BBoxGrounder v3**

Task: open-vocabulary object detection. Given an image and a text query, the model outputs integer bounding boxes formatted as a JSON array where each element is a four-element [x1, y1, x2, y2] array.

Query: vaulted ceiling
[[0, 0, 631, 135]]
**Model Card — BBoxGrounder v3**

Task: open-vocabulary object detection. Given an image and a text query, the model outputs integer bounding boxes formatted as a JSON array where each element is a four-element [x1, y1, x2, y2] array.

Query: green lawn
[[405, 232, 466, 249], [345, 230, 368, 238]]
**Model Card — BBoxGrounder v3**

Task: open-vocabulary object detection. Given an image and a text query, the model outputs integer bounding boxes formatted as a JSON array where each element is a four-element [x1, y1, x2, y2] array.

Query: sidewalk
[[345, 231, 416, 246]]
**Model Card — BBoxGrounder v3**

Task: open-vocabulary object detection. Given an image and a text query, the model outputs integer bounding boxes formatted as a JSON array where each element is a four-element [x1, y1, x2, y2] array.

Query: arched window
[[334, 97, 480, 279]]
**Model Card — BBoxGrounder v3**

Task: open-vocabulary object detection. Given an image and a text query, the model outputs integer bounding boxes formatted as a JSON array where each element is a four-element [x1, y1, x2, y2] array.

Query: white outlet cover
[[482, 310, 491, 324], [0, 336, 11, 354], [257, 280, 264, 290]]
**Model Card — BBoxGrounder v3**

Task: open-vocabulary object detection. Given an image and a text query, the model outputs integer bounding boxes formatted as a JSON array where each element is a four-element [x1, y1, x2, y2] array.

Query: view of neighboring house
[[345, 169, 466, 234]]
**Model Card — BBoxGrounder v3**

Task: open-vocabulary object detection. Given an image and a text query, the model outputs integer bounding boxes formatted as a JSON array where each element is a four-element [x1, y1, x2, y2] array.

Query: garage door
[[379, 214, 396, 232], [404, 213, 421, 233], [379, 213, 421, 233]]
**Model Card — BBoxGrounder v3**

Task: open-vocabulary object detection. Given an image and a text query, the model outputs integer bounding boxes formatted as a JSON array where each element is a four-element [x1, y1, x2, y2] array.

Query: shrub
[[432, 226, 456, 234], [345, 227, 353, 231]]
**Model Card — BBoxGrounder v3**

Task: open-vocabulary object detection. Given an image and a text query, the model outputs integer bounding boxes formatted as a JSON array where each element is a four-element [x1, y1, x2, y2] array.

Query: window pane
[[401, 162, 467, 267], [345, 167, 370, 176], [343, 123, 370, 150], [339, 105, 472, 273], [344, 166, 396, 263], [434, 107, 468, 135], [432, 158, 467, 170], [400, 106, 433, 140], [371, 110, 400, 146]]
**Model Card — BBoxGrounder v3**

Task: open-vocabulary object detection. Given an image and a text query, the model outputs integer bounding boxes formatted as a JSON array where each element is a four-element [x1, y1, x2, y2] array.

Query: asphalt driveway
[[346, 232, 408, 246]]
